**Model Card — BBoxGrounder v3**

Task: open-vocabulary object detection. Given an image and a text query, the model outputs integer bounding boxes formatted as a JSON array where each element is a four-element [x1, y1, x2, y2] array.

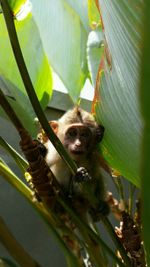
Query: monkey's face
[[63, 124, 95, 161]]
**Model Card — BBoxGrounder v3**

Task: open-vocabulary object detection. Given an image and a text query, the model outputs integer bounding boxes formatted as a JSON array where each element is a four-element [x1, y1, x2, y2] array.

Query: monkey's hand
[[74, 167, 92, 183], [68, 167, 91, 198]]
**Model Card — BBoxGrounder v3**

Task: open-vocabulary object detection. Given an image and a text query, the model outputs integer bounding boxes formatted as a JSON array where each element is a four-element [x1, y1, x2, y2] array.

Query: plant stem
[[128, 183, 136, 215], [0, 216, 41, 267], [117, 177, 125, 202], [101, 216, 132, 267], [0, 0, 77, 175], [0, 89, 24, 130], [112, 175, 125, 202], [0, 136, 28, 172]]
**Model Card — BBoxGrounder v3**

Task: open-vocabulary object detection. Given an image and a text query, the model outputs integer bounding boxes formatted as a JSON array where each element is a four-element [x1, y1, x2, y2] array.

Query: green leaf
[[88, 1, 143, 186], [31, 0, 88, 103], [65, 0, 89, 32], [140, 1, 150, 265], [0, 13, 52, 134]]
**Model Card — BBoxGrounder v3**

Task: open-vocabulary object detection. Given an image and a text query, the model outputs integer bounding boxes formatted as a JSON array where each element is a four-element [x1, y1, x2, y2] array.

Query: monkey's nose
[[75, 139, 81, 146]]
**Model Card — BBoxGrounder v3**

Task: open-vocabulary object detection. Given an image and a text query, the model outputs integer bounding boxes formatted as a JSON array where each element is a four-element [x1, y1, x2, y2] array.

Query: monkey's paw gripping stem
[[74, 167, 92, 183], [68, 167, 91, 198], [19, 129, 62, 208]]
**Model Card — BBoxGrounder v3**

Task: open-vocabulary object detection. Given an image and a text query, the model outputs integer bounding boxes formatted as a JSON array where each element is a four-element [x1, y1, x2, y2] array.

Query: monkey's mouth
[[71, 150, 84, 155]]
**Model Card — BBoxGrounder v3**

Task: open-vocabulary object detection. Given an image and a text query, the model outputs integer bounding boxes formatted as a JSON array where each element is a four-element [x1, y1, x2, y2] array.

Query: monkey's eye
[[80, 129, 91, 138], [67, 128, 77, 138]]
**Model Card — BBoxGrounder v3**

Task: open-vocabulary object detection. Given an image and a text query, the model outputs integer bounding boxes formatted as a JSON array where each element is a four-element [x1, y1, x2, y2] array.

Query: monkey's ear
[[96, 125, 105, 143], [49, 121, 58, 134]]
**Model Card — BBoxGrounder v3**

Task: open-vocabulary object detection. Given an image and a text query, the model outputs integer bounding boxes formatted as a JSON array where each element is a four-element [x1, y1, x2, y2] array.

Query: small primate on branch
[[37, 107, 109, 220]]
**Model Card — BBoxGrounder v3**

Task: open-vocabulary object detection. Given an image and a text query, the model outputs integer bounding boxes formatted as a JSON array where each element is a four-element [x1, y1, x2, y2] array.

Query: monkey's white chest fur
[[45, 141, 72, 190], [50, 161, 71, 190]]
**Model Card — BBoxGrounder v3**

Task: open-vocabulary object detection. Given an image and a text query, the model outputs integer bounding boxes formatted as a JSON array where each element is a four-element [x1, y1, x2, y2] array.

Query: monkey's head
[[63, 123, 104, 161], [50, 107, 105, 161]]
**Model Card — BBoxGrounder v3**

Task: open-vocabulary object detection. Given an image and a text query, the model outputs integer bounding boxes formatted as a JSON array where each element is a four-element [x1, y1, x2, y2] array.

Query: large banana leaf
[[87, 1, 143, 187], [30, 0, 88, 102], [65, 0, 89, 32], [88, 1, 150, 262], [0, 6, 52, 135]]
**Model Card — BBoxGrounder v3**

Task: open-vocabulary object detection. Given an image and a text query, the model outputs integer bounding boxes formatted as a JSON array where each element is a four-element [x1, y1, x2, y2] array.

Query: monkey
[[37, 107, 109, 220]]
